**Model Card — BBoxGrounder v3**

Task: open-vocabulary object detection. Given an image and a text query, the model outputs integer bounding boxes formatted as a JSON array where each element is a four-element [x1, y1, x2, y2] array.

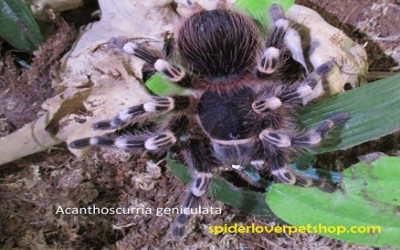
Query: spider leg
[[260, 113, 349, 150], [260, 112, 350, 191], [231, 163, 268, 188], [281, 61, 334, 105], [266, 149, 338, 192], [257, 10, 289, 76], [123, 42, 192, 87], [69, 113, 195, 153], [252, 61, 333, 114], [172, 171, 212, 237], [257, 4, 307, 77], [171, 138, 218, 237], [68, 130, 177, 154], [92, 96, 192, 130], [291, 113, 350, 148]]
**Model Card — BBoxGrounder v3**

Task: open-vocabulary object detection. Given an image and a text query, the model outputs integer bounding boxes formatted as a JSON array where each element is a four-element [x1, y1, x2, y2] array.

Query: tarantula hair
[[69, 3, 350, 236]]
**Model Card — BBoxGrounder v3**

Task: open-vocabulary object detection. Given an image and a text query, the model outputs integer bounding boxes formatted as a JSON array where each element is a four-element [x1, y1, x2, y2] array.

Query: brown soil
[[1, 0, 399, 249]]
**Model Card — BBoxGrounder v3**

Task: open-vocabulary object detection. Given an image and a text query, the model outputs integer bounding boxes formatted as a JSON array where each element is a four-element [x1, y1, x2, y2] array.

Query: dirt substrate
[[1, 0, 399, 249]]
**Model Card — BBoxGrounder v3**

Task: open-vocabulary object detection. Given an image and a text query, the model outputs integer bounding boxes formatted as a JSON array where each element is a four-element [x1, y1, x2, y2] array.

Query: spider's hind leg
[[172, 171, 213, 236], [171, 136, 219, 237], [123, 42, 192, 87], [267, 149, 339, 192]]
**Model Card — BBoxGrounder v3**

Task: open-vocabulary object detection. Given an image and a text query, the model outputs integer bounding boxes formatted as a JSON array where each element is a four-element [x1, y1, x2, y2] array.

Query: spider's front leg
[[252, 61, 333, 114], [260, 112, 350, 192], [257, 4, 306, 77], [123, 42, 192, 88]]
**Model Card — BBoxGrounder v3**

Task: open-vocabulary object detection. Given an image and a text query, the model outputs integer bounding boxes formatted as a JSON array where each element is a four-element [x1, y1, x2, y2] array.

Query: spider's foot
[[270, 3, 285, 22], [295, 176, 338, 193], [301, 61, 334, 90], [314, 179, 338, 193], [272, 169, 339, 193], [289, 112, 350, 148], [329, 112, 351, 125], [315, 112, 351, 138]]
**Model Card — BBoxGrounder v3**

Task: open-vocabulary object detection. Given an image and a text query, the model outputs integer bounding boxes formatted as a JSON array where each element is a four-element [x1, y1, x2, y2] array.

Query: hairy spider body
[[69, 4, 349, 237], [178, 9, 259, 82]]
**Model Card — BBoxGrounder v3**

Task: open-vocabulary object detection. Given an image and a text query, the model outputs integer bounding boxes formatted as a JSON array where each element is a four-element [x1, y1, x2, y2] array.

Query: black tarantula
[[69, 3, 349, 236]]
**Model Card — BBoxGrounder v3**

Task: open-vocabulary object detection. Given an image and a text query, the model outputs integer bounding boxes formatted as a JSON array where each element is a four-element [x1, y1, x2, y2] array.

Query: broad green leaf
[[167, 157, 279, 222], [145, 73, 192, 96], [0, 0, 43, 51], [267, 156, 400, 247], [299, 74, 400, 154], [234, 0, 295, 30]]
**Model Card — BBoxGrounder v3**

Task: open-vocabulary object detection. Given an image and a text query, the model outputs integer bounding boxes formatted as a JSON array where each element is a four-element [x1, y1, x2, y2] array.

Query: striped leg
[[257, 5, 289, 76], [291, 112, 351, 148], [69, 130, 177, 155], [260, 113, 350, 191], [172, 172, 212, 236], [92, 96, 192, 130], [172, 138, 217, 237], [280, 61, 334, 106], [267, 149, 338, 192], [69, 114, 195, 153], [123, 42, 192, 87], [257, 4, 307, 77], [260, 113, 350, 151], [252, 61, 334, 114]]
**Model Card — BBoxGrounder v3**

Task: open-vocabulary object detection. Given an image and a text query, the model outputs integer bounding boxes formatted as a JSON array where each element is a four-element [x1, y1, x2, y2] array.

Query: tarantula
[[69, 3, 349, 236]]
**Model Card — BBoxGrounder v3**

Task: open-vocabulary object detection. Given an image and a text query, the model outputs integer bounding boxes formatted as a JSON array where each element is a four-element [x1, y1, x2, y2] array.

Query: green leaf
[[145, 73, 192, 96], [267, 156, 400, 247], [0, 0, 43, 51], [299, 74, 400, 154], [234, 0, 295, 30], [167, 156, 279, 222]]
